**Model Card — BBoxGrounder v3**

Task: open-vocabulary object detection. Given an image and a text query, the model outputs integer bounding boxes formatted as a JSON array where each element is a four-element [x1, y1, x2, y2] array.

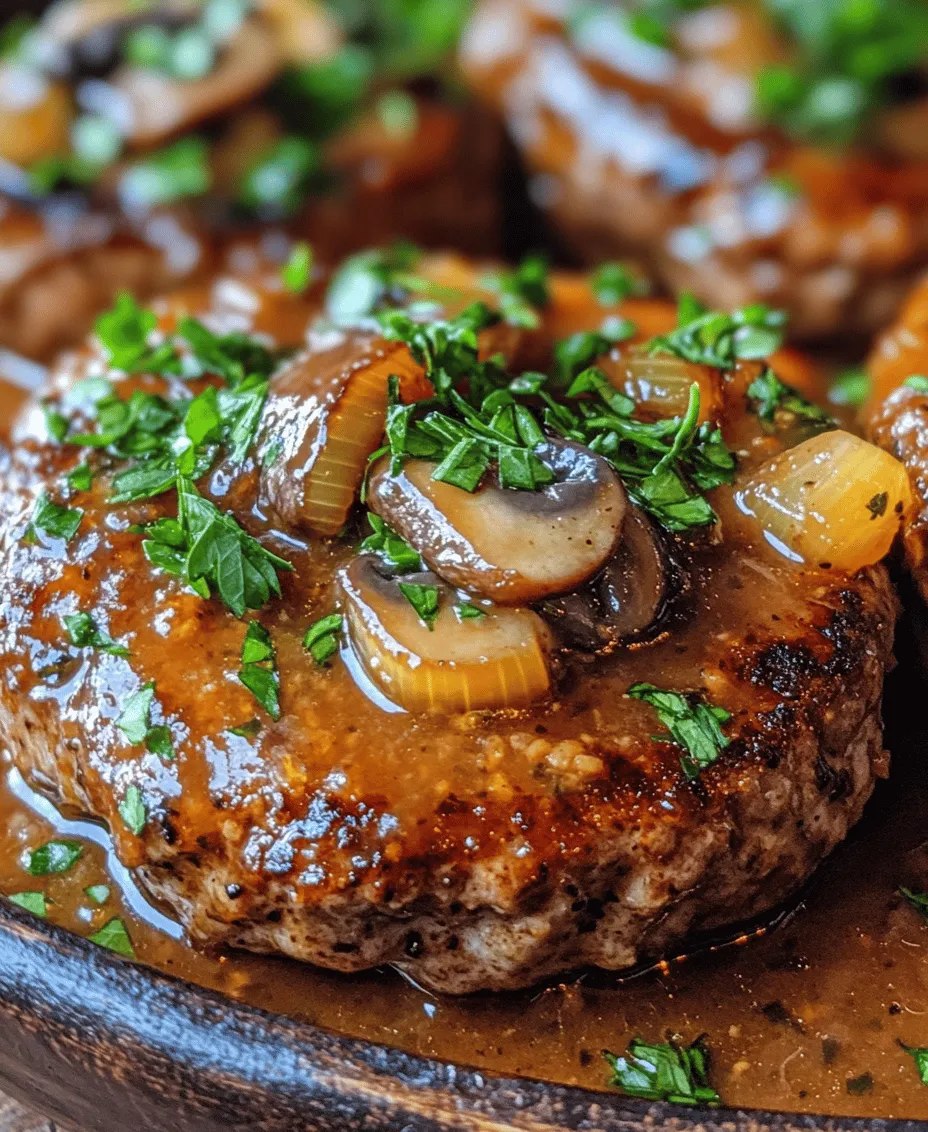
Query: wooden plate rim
[[0, 901, 924, 1132]]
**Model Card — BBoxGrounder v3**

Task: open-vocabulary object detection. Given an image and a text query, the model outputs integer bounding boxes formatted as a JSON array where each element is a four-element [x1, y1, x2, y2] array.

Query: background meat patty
[[0, 265, 900, 993]]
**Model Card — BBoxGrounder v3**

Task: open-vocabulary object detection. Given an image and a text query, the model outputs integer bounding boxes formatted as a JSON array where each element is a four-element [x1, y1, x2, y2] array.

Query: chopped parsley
[[140, 478, 292, 617], [116, 684, 156, 745], [902, 1043, 928, 1087], [545, 370, 735, 530], [118, 784, 147, 837], [747, 368, 834, 429], [650, 295, 786, 370], [482, 253, 550, 329], [905, 375, 928, 394], [120, 136, 212, 212], [8, 892, 47, 917], [829, 367, 871, 409], [114, 682, 174, 758], [63, 612, 129, 658], [42, 402, 68, 442], [360, 513, 422, 572], [370, 291, 737, 530], [753, 0, 928, 145], [281, 241, 313, 294], [95, 293, 182, 376], [455, 602, 486, 620], [27, 492, 83, 543], [591, 262, 649, 305], [88, 916, 134, 958], [238, 135, 321, 218], [26, 839, 83, 876], [899, 886, 928, 923], [628, 683, 731, 780], [67, 463, 94, 492], [326, 241, 422, 324], [604, 1036, 720, 1106], [85, 884, 111, 905], [238, 622, 280, 719], [303, 614, 343, 666], [398, 581, 440, 629]]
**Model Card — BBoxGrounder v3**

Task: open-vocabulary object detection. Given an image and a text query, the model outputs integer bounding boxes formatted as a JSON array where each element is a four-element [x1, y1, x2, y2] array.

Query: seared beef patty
[[0, 252, 903, 992]]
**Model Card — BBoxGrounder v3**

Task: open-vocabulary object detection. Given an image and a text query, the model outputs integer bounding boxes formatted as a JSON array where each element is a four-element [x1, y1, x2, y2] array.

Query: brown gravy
[[0, 318, 925, 1119], [0, 607, 927, 1121]]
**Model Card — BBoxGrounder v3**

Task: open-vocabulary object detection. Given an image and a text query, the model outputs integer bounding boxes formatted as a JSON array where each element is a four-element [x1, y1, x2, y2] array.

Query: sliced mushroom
[[538, 507, 667, 652], [367, 439, 627, 604], [340, 554, 552, 713], [94, 15, 282, 148], [259, 329, 430, 537], [35, 0, 197, 80]]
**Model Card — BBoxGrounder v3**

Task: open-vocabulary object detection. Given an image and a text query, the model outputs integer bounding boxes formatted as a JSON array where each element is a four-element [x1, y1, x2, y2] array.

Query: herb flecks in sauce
[[89, 917, 135, 958], [303, 615, 343, 667], [604, 1036, 721, 1106], [239, 622, 281, 719], [628, 683, 731, 781], [26, 840, 83, 876]]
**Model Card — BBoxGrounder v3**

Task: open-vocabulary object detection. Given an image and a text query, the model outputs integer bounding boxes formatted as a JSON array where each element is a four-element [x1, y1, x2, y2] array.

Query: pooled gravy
[[0, 370, 927, 1121]]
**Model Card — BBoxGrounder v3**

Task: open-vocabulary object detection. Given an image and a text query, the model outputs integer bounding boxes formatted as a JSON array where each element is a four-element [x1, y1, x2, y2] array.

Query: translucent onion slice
[[600, 350, 721, 422], [340, 556, 552, 713], [261, 335, 429, 536], [736, 429, 911, 572]]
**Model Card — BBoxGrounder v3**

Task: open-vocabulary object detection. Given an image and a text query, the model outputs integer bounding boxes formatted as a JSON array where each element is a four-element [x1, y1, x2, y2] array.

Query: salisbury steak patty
[[0, 256, 903, 992]]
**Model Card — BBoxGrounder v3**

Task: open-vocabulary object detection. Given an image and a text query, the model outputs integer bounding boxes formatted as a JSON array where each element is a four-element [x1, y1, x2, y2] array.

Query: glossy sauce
[[0, 670, 928, 1121], [0, 285, 924, 1120]]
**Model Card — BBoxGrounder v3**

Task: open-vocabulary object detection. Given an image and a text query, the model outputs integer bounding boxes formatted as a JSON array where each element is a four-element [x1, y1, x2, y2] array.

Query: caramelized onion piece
[[601, 350, 721, 423], [367, 439, 627, 603], [0, 69, 71, 167], [737, 429, 911, 572], [539, 507, 667, 651], [260, 332, 429, 536], [340, 555, 552, 713]]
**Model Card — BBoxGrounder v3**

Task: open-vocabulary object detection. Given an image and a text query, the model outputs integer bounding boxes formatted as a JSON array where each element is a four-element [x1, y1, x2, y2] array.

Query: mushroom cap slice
[[340, 555, 553, 714], [103, 16, 283, 148], [367, 439, 627, 604], [538, 506, 668, 652], [259, 329, 429, 537]]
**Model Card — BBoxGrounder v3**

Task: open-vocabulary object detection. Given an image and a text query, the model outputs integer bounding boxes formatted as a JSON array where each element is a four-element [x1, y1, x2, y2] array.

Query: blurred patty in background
[[0, 0, 500, 359], [462, 0, 928, 338]]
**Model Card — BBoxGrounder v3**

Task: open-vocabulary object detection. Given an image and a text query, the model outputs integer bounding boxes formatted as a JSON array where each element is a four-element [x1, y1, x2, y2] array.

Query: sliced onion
[[737, 429, 911, 572], [340, 556, 552, 713], [260, 336, 430, 536], [601, 349, 721, 422]]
